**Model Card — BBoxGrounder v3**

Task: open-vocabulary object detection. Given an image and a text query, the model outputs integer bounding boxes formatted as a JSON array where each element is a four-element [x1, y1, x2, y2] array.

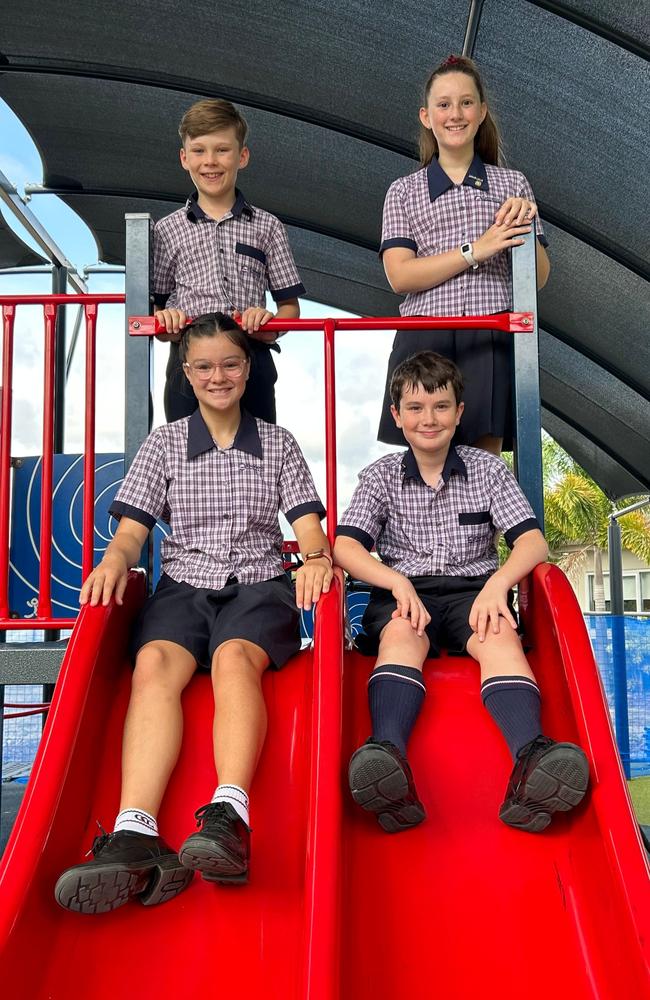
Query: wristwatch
[[460, 242, 479, 269], [304, 549, 333, 565]]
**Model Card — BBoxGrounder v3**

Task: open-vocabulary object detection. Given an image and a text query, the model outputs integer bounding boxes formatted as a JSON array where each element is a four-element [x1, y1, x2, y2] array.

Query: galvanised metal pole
[[124, 214, 153, 578], [511, 222, 544, 527]]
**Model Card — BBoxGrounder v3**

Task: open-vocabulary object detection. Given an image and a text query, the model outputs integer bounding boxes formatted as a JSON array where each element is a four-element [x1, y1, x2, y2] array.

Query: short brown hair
[[390, 352, 464, 409], [178, 312, 251, 363], [178, 99, 248, 147]]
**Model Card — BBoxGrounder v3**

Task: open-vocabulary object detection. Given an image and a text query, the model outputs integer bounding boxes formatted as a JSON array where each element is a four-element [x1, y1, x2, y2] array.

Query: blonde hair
[[418, 55, 502, 167], [178, 99, 248, 147]]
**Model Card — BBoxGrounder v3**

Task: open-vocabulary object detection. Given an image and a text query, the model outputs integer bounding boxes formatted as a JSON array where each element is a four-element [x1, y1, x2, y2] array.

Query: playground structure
[[0, 218, 648, 997]]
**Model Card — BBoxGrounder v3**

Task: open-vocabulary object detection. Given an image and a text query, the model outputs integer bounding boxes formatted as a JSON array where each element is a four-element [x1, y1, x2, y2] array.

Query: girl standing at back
[[378, 55, 550, 455]]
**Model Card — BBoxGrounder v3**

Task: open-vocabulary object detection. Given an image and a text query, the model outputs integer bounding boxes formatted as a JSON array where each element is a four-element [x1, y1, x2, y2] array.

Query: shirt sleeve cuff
[[504, 517, 540, 548], [153, 292, 171, 310], [109, 502, 157, 531], [536, 233, 549, 248], [284, 500, 326, 524], [379, 237, 417, 258], [271, 282, 306, 302], [335, 524, 375, 550]]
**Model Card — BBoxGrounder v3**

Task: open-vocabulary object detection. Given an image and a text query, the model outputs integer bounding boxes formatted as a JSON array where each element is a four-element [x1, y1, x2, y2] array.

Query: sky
[[0, 97, 397, 534]]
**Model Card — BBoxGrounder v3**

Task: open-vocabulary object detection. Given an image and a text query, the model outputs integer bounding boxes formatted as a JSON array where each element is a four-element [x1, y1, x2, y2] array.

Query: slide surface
[[0, 565, 648, 998]]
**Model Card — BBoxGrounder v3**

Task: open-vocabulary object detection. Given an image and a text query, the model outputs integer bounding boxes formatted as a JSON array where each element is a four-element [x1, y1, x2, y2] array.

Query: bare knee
[[132, 643, 193, 697], [211, 640, 267, 685], [468, 623, 523, 662], [378, 618, 429, 666]]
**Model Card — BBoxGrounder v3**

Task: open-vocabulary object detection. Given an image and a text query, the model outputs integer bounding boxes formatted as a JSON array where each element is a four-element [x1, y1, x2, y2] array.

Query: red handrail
[[129, 312, 534, 336], [0, 293, 126, 628]]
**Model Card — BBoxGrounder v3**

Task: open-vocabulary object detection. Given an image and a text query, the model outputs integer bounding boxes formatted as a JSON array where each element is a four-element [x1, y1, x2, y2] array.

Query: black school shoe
[[178, 802, 250, 885], [499, 735, 590, 833], [348, 738, 426, 833], [54, 828, 194, 914]]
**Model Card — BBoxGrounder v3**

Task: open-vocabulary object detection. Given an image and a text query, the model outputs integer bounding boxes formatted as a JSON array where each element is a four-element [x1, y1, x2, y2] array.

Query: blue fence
[[585, 615, 650, 778]]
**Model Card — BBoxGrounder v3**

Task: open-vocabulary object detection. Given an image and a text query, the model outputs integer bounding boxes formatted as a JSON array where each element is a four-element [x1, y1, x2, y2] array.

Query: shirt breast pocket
[[455, 511, 492, 562], [238, 462, 277, 526], [235, 243, 267, 305]]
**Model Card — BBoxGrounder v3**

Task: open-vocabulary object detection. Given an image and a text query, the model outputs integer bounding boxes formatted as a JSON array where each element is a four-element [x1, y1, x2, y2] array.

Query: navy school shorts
[[355, 574, 516, 658], [130, 573, 301, 670]]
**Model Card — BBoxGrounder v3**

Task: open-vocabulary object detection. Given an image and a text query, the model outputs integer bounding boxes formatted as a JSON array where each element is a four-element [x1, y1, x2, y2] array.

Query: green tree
[[541, 436, 650, 611]]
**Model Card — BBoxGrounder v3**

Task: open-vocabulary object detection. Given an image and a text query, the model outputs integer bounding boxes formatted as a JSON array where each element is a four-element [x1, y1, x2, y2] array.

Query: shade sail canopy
[[0, 214, 46, 268], [0, 0, 647, 497]]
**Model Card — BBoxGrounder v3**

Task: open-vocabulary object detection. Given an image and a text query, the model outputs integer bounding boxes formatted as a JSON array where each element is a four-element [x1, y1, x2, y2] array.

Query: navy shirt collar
[[187, 408, 263, 460], [402, 444, 468, 485], [185, 188, 253, 223], [426, 153, 489, 202]]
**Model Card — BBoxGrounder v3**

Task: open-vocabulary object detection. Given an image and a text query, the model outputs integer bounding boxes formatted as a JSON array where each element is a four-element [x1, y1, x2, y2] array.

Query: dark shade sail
[[0, 214, 46, 268], [0, 0, 647, 497]]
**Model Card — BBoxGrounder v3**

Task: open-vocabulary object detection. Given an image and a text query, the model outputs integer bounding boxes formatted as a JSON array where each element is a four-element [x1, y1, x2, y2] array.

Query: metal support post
[[608, 513, 631, 778], [52, 265, 67, 452], [511, 223, 544, 527], [124, 214, 153, 577]]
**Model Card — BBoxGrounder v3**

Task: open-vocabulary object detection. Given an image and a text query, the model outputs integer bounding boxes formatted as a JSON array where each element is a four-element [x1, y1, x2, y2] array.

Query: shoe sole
[[54, 856, 194, 914], [178, 836, 248, 885], [500, 743, 590, 833], [348, 744, 425, 833]]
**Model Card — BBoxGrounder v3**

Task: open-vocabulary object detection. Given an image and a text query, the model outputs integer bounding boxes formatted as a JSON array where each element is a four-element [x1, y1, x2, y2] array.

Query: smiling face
[[183, 331, 250, 415], [391, 381, 464, 461], [180, 127, 249, 204], [419, 71, 486, 157]]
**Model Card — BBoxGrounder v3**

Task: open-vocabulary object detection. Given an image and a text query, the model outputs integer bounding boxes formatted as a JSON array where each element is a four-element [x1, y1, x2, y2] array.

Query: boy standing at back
[[154, 99, 305, 423], [334, 352, 589, 834]]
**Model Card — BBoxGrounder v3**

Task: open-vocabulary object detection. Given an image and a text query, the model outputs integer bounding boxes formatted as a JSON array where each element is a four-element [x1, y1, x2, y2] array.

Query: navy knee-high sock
[[368, 664, 426, 754], [481, 675, 542, 761]]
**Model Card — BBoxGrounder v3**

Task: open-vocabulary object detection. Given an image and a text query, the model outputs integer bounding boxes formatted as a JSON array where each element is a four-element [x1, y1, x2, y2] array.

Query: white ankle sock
[[211, 784, 249, 826], [114, 808, 158, 837]]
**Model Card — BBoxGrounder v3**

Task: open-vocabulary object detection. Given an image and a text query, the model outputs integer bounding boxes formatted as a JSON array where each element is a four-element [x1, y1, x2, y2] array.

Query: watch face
[[461, 243, 471, 253]]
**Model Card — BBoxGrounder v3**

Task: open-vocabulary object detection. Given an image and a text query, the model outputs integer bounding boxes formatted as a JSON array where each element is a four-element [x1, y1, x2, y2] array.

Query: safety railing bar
[[82, 305, 98, 582], [129, 312, 534, 337], [0, 295, 125, 306], [38, 304, 56, 619]]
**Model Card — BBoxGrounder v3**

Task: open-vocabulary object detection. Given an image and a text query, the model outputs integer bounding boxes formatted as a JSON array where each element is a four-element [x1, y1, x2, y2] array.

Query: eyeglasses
[[183, 359, 248, 380]]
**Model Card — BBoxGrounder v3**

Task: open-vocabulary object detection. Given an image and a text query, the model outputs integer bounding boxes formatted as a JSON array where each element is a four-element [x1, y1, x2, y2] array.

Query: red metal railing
[[133, 312, 533, 547], [0, 302, 532, 628], [0, 294, 124, 628]]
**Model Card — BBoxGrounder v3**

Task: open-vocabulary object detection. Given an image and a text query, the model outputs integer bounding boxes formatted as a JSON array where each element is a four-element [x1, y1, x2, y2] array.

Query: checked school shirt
[[109, 409, 324, 590], [380, 154, 548, 318], [336, 445, 539, 578], [153, 189, 305, 316]]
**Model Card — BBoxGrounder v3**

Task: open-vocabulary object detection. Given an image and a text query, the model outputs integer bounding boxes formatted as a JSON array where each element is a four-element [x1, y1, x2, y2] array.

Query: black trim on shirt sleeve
[[271, 282, 306, 302], [108, 502, 157, 531], [153, 292, 171, 310], [379, 237, 418, 258], [536, 234, 549, 248], [504, 517, 540, 548], [284, 500, 326, 524], [335, 525, 375, 551]]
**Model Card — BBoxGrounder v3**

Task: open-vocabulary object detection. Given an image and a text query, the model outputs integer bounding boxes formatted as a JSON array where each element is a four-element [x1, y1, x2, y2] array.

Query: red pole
[[323, 318, 337, 546], [82, 305, 97, 582], [38, 303, 57, 619], [0, 306, 15, 618]]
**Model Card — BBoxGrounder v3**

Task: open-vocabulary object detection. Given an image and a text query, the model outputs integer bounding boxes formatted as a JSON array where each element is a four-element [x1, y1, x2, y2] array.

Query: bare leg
[[211, 639, 270, 793], [119, 640, 197, 817], [375, 617, 430, 671], [466, 624, 534, 682], [472, 434, 502, 456]]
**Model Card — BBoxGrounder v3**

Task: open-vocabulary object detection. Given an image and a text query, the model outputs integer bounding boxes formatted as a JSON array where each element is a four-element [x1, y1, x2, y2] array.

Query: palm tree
[[541, 437, 650, 611]]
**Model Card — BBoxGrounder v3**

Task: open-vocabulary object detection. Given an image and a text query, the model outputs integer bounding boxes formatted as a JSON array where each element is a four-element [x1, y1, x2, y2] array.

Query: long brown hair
[[418, 55, 502, 167]]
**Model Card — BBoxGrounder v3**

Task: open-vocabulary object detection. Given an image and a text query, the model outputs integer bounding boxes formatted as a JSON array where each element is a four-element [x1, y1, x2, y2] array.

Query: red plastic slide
[[0, 565, 648, 998]]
